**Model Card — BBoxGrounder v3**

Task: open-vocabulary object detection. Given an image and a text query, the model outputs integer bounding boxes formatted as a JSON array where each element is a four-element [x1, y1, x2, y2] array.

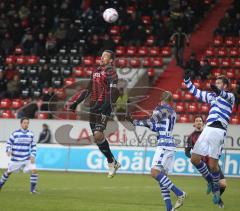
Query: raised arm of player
[[184, 78, 214, 104], [68, 77, 93, 111]]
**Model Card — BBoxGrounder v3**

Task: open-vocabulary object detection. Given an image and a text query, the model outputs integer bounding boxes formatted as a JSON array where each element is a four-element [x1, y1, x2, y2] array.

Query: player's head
[[193, 116, 204, 131], [161, 91, 173, 104], [100, 50, 115, 66], [20, 117, 29, 130], [215, 75, 230, 91]]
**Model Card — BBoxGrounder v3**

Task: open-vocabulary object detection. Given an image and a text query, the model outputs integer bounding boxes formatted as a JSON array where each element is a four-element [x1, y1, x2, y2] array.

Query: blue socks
[[160, 183, 172, 211], [30, 174, 38, 192], [195, 161, 213, 184], [0, 172, 9, 187], [156, 172, 183, 197], [212, 171, 220, 193]]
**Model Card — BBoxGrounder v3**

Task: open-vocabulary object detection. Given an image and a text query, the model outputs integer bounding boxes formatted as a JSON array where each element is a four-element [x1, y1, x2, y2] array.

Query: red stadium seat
[[110, 26, 120, 35], [149, 47, 161, 57], [211, 69, 222, 78], [5, 55, 16, 64], [229, 48, 239, 57], [225, 69, 236, 79], [112, 36, 121, 44], [213, 36, 223, 46], [193, 80, 201, 89], [64, 78, 76, 86], [200, 103, 210, 113], [152, 57, 163, 67], [0, 98, 11, 109], [205, 47, 215, 57], [209, 58, 219, 67], [173, 90, 182, 101], [141, 16, 151, 25], [233, 58, 240, 68], [1, 110, 14, 118], [115, 58, 128, 68], [142, 57, 152, 67], [221, 58, 231, 67], [161, 46, 171, 57], [84, 67, 93, 77], [187, 102, 198, 113], [73, 66, 84, 77], [176, 102, 185, 113], [217, 48, 227, 57], [230, 116, 240, 124], [116, 46, 126, 56], [82, 56, 94, 66], [14, 46, 23, 55], [36, 112, 49, 119], [16, 56, 26, 65], [12, 99, 23, 109], [181, 81, 187, 90], [178, 114, 191, 123], [129, 58, 141, 68], [146, 36, 155, 46], [147, 68, 155, 77], [205, 79, 213, 90], [127, 6, 135, 14], [237, 38, 240, 46], [55, 88, 66, 99], [27, 56, 38, 64], [183, 92, 194, 101], [138, 46, 148, 57], [95, 56, 101, 65], [126, 46, 137, 56], [231, 80, 237, 89], [225, 37, 235, 47]]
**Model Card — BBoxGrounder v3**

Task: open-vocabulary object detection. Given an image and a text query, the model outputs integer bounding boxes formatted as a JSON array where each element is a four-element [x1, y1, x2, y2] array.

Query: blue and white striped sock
[[30, 174, 38, 192], [156, 172, 183, 197], [0, 172, 9, 186], [212, 171, 220, 193], [195, 161, 212, 184], [160, 183, 172, 211]]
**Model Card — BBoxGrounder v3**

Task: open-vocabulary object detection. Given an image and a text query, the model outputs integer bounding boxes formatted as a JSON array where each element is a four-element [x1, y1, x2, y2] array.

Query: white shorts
[[7, 160, 36, 173], [151, 147, 175, 174], [192, 126, 226, 159]]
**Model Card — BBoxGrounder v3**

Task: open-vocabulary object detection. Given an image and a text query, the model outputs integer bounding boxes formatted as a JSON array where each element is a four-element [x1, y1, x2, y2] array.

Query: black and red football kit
[[69, 65, 119, 132], [185, 130, 225, 179]]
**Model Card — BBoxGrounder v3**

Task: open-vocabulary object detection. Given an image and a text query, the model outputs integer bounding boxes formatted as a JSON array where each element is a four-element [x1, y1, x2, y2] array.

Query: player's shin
[[0, 171, 10, 188], [195, 160, 213, 184], [30, 173, 38, 192], [97, 138, 115, 164], [160, 183, 173, 211]]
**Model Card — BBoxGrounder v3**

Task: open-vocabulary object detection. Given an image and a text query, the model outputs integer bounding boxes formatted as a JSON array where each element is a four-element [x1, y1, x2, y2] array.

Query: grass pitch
[[0, 170, 239, 211]]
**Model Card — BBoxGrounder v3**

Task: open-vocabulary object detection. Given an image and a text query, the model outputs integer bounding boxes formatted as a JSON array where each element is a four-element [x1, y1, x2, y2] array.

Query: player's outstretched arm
[[184, 69, 214, 104]]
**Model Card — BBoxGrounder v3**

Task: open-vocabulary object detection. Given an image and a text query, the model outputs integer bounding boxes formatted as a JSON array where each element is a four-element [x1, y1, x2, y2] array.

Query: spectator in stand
[[116, 88, 129, 121], [41, 87, 55, 111], [170, 27, 189, 66], [18, 5, 30, 20], [0, 71, 7, 98], [185, 52, 201, 79], [233, 80, 240, 112], [17, 102, 38, 119], [88, 34, 101, 55], [22, 33, 35, 55], [199, 59, 212, 80], [101, 34, 116, 52], [46, 32, 57, 55], [0, 32, 13, 55], [54, 23, 67, 47], [6, 74, 20, 99], [38, 124, 51, 143], [66, 23, 79, 45], [39, 64, 52, 88], [34, 33, 46, 56], [5, 64, 15, 81]]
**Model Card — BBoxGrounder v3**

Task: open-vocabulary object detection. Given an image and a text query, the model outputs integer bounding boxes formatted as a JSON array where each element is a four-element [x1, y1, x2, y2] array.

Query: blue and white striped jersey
[[184, 79, 235, 128], [6, 129, 36, 162], [133, 103, 177, 150]]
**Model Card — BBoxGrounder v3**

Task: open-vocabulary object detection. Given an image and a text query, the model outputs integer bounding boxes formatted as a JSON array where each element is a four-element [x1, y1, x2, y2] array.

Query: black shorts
[[89, 102, 111, 133]]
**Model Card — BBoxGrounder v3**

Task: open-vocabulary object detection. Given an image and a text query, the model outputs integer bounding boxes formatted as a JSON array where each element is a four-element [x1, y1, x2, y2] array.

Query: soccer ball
[[103, 8, 118, 23]]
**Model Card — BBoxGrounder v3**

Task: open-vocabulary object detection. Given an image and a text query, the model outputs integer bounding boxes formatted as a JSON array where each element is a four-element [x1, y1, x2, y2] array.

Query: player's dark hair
[[216, 75, 230, 87], [20, 117, 29, 123], [194, 115, 204, 122], [104, 50, 115, 60]]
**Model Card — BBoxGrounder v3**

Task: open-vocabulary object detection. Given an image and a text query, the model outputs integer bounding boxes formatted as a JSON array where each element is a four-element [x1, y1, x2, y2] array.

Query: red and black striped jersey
[[90, 65, 118, 103]]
